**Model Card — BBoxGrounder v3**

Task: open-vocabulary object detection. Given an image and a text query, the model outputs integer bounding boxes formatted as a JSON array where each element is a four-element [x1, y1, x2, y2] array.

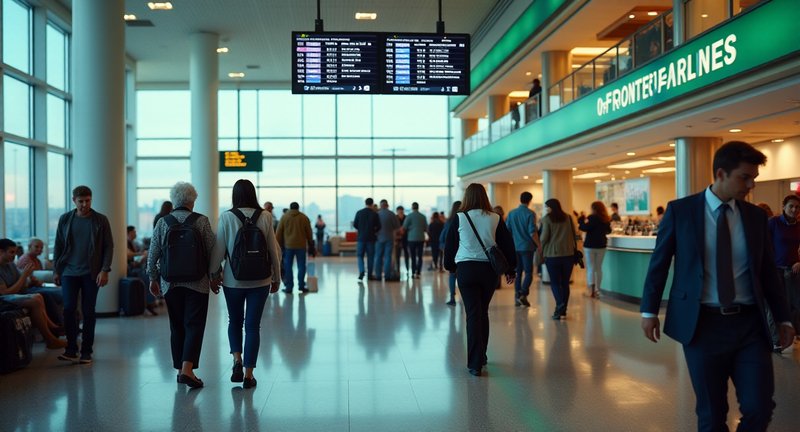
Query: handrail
[[548, 9, 674, 112], [463, 93, 541, 154]]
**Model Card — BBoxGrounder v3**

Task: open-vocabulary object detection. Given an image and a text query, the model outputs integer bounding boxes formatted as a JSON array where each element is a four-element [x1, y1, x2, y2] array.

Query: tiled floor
[[2, 257, 799, 431]]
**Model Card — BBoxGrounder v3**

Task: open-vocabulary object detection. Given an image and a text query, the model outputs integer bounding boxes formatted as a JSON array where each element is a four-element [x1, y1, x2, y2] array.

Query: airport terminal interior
[[1, 0, 799, 431]]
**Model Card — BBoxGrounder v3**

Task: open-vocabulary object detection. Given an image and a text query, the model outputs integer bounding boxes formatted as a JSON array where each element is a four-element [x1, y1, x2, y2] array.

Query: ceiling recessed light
[[523, 175, 529, 180], [123, 14, 137, 21], [216, 47, 229, 53], [535, 179, 543, 184], [355, 12, 377, 20], [608, 160, 665, 169], [642, 167, 677, 174], [669, 142, 676, 147], [228, 72, 245, 78], [611, 177, 616, 181], [570, 47, 613, 56], [508, 91, 530, 98], [701, 13, 709, 18], [572, 167, 577, 171], [640, 174, 645, 177], [628, 14, 635, 19], [525, 72, 532, 76], [647, 11, 658, 16], [147, 2, 173, 10], [573, 172, 610, 179], [625, 170, 630, 174], [626, 152, 636, 156], [729, 128, 742, 133], [509, 181, 514, 185], [656, 156, 676, 161], [594, 179, 602, 183], [771, 139, 785, 143]]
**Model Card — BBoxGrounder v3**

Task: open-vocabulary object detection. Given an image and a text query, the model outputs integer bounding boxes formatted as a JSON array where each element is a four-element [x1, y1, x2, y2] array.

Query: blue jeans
[[545, 256, 574, 315], [374, 240, 393, 278], [61, 274, 99, 355], [514, 251, 534, 296], [409, 241, 424, 274], [223, 287, 269, 368], [356, 241, 376, 276], [284, 248, 307, 290]]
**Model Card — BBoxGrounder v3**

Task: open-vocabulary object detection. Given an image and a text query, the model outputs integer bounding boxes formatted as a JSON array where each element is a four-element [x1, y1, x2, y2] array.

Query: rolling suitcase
[[119, 277, 146, 316], [0, 301, 34, 373]]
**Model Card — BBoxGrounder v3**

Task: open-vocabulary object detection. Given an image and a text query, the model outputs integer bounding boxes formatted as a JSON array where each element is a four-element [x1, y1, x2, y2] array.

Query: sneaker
[[299, 288, 309, 294], [79, 354, 93, 364], [58, 351, 79, 363], [282, 288, 293, 294], [514, 297, 522, 307], [358, 272, 365, 281], [243, 377, 257, 389], [446, 299, 456, 306], [520, 296, 531, 307], [231, 361, 244, 382]]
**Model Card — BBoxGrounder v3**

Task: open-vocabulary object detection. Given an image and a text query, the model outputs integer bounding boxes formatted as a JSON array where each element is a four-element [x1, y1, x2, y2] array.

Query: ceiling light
[[523, 175, 529, 180], [572, 167, 577, 171], [771, 139, 785, 143], [147, 2, 173, 10], [228, 72, 245, 78], [642, 167, 676, 174], [640, 174, 645, 177], [628, 14, 635, 19], [656, 156, 676, 161], [123, 14, 137, 21], [611, 177, 616, 181], [216, 47, 229, 53], [729, 128, 742, 133], [669, 142, 676, 147], [647, 11, 658, 16], [626, 152, 636, 156], [535, 179, 543, 184], [624, 170, 630, 174], [509, 181, 514, 185], [508, 91, 530, 98], [608, 160, 665, 169], [525, 71, 532, 76], [573, 172, 610, 179], [570, 47, 612, 56], [355, 12, 377, 20], [594, 179, 602, 183], [701, 13, 709, 18]]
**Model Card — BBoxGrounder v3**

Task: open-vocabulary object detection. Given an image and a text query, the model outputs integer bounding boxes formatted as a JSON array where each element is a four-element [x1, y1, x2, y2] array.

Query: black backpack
[[228, 208, 271, 281], [160, 212, 207, 282]]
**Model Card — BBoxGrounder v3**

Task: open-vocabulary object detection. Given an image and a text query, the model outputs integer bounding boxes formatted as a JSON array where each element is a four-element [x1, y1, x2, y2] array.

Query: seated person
[[0, 238, 66, 349], [127, 226, 157, 315], [10, 238, 64, 325]]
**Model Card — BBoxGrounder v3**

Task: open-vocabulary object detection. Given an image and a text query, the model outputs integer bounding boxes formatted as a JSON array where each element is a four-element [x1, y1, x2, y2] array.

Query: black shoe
[[231, 361, 244, 383], [552, 312, 562, 320], [358, 272, 365, 281], [468, 368, 482, 376], [299, 288, 309, 294], [282, 288, 293, 294], [520, 296, 531, 307], [446, 299, 456, 306], [367, 275, 380, 281], [79, 354, 93, 364], [178, 374, 204, 389], [58, 351, 79, 363], [514, 297, 522, 307], [243, 377, 257, 389]]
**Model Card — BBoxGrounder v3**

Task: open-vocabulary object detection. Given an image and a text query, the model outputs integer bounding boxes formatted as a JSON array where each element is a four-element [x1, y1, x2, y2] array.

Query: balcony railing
[[464, 94, 541, 154], [549, 10, 674, 112]]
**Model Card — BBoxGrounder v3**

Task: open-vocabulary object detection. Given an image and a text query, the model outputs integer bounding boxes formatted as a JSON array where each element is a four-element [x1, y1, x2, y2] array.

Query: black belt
[[700, 304, 756, 316]]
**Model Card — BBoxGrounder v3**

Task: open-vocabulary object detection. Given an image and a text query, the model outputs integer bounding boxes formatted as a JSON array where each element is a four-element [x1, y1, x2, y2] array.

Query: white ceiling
[[124, 0, 499, 83]]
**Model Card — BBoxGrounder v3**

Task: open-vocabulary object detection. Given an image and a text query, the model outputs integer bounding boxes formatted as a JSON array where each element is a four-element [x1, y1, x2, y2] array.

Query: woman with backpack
[[209, 179, 282, 389]]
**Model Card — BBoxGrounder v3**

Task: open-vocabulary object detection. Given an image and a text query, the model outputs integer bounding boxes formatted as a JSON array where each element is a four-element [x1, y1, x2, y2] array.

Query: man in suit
[[641, 141, 795, 432]]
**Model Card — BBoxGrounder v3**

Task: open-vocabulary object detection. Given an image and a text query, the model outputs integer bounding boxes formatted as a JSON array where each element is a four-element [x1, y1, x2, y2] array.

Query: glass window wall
[[3, 0, 31, 73], [4, 142, 32, 239]]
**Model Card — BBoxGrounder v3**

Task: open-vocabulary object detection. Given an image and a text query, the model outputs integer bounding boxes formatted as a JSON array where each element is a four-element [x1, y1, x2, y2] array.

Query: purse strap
[[463, 211, 492, 261]]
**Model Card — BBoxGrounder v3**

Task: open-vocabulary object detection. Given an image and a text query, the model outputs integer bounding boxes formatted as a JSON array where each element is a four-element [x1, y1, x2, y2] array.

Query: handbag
[[463, 211, 511, 275], [569, 217, 585, 269]]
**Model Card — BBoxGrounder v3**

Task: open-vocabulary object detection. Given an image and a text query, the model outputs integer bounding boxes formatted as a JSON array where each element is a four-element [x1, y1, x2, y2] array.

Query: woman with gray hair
[[147, 182, 217, 389]]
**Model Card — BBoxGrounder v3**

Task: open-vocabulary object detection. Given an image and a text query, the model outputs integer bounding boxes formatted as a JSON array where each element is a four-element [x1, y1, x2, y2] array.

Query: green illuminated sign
[[458, 0, 800, 177], [219, 151, 263, 172]]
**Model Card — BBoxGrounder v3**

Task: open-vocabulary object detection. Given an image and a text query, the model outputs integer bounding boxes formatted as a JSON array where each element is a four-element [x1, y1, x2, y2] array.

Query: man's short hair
[[611, 202, 619, 209], [28, 237, 43, 247], [396, 206, 404, 211], [72, 185, 92, 198], [520, 191, 533, 204], [412, 202, 419, 210], [290, 202, 300, 210], [713, 141, 767, 175], [380, 199, 388, 206], [783, 193, 800, 207], [127, 226, 136, 233], [365, 198, 374, 206], [0, 238, 16, 251]]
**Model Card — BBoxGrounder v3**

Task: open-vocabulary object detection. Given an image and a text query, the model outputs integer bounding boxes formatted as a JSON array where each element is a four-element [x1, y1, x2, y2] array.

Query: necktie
[[716, 203, 735, 307]]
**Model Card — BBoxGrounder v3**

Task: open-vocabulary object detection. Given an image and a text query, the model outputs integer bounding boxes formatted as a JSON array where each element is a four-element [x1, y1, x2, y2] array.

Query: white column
[[72, 0, 126, 314], [190, 32, 219, 228], [675, 137, 721, 198], [543, 169, 574, 215]]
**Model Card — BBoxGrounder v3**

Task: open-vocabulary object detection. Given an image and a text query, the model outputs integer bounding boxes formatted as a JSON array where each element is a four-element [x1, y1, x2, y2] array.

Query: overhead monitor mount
[[315, 0, 324, 32], [437, 0, 445, 34]]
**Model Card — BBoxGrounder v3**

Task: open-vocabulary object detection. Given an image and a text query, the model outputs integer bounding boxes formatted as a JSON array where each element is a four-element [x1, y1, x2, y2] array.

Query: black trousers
[[456, 261, 498, 370], [164, 286, 209, 370]]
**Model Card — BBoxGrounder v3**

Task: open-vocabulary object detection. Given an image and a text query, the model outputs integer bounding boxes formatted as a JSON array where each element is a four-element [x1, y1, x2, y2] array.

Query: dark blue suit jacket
[[641, 191, 790, 347]]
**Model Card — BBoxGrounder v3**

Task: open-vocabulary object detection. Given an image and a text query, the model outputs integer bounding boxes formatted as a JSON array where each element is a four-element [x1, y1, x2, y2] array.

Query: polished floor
[[2, 257, 799, 432]]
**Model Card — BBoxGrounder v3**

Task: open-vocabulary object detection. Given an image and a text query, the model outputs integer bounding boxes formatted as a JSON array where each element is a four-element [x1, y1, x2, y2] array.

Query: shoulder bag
[[463, 211, 511, 275], [569, 217, 585, 269]]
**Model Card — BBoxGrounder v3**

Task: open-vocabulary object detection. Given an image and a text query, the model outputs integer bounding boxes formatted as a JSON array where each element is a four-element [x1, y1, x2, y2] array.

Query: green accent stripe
[[457, 0, 800, 177], [450, 0, 569, 111]]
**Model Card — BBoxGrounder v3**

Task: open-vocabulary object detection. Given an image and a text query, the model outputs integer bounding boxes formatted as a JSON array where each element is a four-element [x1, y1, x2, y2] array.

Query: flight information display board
[[292, 32, 380, 94], [383, 33, 470, 95], [219, 151, 263, 172]]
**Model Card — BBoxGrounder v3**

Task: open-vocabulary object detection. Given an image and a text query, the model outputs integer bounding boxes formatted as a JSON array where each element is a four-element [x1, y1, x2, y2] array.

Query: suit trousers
[[456, 261, 498, 370], [164, 286, 209, 370], [682, 306, 774, 432]]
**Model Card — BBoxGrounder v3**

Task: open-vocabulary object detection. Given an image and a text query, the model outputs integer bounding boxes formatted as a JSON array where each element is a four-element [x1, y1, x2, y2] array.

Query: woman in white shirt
[[209, 179, 282, 389], [444, 183, 516, 376]]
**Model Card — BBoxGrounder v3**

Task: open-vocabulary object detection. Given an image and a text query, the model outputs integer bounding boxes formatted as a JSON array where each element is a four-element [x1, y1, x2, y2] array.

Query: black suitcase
[[119, 277, 146, 316], [0, 301, 35, 374]]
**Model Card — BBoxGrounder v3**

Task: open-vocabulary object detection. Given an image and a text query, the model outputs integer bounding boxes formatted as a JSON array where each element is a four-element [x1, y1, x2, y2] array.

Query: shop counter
[[599, 235, 673, 303]]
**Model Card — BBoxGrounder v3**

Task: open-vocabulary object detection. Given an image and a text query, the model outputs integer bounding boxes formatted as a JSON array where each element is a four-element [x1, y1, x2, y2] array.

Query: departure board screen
[[292, 32, 380, 94], [383, 33, 470, 95]]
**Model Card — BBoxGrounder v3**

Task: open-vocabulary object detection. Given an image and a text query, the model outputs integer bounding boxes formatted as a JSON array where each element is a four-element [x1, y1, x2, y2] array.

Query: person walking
[[314, 215, 326, 253], [403, 202, 428, 279], [427, 213, 444, 271], [540, 198, 577, 320], [767, 193, 800, 351], [506, 192, 541, 307], [441, 201, 461, 306], [210, 179, 282, 389], [395, 206, 411, 275], [353, 198, 380, 281], [577, 201, 612, 299], [53, 185, 114, 364], [374, 199, 401, 281], [641, 141, 795, 431], [276, 202, 315, 293], [444, 184, 516, 376], [147, 182, 216, 388]]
